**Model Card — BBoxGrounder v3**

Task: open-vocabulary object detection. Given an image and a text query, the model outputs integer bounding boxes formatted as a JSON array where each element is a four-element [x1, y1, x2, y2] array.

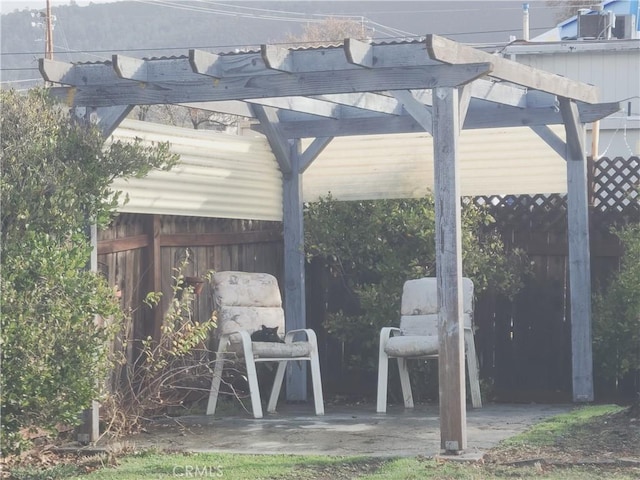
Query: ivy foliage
[[0, 89, 178, 453], [304, 194, 530, 375], [593, 223, 640, 388]]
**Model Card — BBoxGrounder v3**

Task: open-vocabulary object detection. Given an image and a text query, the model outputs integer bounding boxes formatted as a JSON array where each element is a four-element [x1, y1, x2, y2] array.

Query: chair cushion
[[401, 279, 438, 315], [251, 341, 312, 358], [213, 271, 282, 308], [401, 277, 474, 315], [384, 335, 439, 357], [400, 314, 438, 336]]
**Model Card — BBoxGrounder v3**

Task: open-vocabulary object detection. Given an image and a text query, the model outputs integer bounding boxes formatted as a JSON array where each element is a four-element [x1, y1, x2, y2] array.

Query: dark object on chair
[[251, 325, 285, 343]]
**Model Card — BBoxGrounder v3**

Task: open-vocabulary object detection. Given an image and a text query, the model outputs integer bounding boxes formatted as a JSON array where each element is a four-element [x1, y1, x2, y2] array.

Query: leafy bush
[[0, 88, 177, 453], [0, 232, 120, 452], [593, 223, 640, 394], [304, 194, 529, 389]]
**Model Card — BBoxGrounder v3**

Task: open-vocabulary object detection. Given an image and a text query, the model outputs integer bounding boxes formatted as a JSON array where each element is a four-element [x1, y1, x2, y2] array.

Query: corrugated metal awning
[[111, 120, 570, 220], [110, 119, 283, 221], [304, 126, 568, 202]]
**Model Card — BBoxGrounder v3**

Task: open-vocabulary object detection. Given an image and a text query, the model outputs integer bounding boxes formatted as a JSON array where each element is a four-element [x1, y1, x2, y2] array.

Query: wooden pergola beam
[[74, 105, 133, 137], [426, 34, 599, 104], [391, 90, 433, 134], [49, 63, 493, 107], [252, 105, 291, 174], [254, 101, 620, 139], [39, 58, 126, 85]]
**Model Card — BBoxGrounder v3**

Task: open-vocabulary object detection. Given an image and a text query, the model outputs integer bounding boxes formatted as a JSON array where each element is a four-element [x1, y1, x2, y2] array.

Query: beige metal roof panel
[[303, 126, 569, 201], [110, 119, 283, 221]]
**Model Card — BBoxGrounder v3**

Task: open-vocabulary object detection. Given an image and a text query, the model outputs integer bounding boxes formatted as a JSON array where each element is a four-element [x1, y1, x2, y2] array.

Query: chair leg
[[240, 336, 264, 419], [397, 357, 414, 409], [206, 336, 229, 416], [376, 348, 390, 413], [267, 361, 287, 414], [465, 329, 482, 408], [309, 352, 325, 415]]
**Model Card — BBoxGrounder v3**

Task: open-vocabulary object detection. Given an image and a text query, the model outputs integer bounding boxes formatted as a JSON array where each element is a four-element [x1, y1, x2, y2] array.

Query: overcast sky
[[2, 0, 566, 44], [2, 0, 119, 13]]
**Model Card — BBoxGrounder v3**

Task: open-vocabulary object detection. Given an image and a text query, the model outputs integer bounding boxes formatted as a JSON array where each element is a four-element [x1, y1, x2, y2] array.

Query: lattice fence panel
[[465, 156, 639, 232], [592, 156, 639, 229], [465, 194, 568, 231], [593, 156, 639, 211]]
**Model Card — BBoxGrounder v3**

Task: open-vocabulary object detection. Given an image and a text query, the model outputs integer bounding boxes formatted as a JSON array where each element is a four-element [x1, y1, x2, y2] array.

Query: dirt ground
[[484, 403, 640, 468]]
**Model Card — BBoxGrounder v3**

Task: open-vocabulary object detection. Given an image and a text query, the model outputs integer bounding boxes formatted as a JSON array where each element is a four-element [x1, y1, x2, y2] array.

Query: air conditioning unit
[[612, 14, 638, 39], [577, 11, 615, 39]]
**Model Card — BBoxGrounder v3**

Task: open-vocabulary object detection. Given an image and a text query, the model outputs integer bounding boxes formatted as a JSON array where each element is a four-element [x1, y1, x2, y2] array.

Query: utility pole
[[45, 0, 53, 59], [522, 3, 530, 41]]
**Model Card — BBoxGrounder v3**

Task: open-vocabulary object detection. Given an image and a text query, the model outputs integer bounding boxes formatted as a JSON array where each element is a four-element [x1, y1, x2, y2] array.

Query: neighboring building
[[503, 38, 639, 161], [532, 0, 639, 41], [515, 0, 640, 166]]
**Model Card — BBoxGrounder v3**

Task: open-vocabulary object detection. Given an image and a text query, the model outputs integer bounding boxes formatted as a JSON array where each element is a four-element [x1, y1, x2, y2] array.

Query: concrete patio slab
[[110, 402, 573, 458]]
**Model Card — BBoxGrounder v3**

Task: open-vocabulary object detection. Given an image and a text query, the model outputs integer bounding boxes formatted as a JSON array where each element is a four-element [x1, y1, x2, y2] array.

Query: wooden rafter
[[40, 35, 616, 140], [425, 34, 600, 103]]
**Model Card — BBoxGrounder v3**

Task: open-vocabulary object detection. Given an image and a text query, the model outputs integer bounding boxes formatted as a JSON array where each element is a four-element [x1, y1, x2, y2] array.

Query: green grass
[[70, 451, 639, 480], [8, 463, 82, 480], [360, 461, 640, 480], [500, 404, 625, 447], [69, 452, 388, 479]]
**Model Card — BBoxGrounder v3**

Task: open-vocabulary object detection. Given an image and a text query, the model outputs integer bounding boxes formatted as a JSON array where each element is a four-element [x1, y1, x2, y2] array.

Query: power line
[[137, 0, 562, 19], [132, 0, 330, 23], [0, 23, 557, 59]]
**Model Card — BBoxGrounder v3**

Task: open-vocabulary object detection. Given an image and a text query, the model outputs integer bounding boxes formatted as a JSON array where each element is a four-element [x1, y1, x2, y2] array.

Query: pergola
[[40, 34, 619, 453]]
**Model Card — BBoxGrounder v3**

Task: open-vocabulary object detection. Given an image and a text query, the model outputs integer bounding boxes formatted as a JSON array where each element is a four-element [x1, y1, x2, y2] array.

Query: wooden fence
[[472, 156, 639, 402], [98, 156, 638, 402], [97, 214, 283, 368]]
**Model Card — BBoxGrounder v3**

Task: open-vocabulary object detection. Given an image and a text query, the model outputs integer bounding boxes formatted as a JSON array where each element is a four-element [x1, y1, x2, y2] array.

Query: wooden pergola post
[[432, 87, 467, 453], [559, 97, 594, 402], [76, 107, 131, 444], [282, 139, 308, 401]]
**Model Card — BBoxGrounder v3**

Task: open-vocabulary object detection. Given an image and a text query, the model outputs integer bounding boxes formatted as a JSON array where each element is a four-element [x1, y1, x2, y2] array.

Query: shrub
[[0, 88, 177, 453], [593, 223, 640, 396], [304, 194, 529, 388]]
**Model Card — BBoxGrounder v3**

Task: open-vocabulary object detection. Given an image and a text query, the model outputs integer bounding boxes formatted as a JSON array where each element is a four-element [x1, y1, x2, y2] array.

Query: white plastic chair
[[206, 271, 324, 418], [376, 277, 482, 413]]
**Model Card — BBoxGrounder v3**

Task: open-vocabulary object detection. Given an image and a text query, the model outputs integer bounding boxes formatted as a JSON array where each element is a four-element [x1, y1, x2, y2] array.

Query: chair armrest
[[218, 329, 253, 345], [379, 327, 402, 345], [284, 328, 317, 344]]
